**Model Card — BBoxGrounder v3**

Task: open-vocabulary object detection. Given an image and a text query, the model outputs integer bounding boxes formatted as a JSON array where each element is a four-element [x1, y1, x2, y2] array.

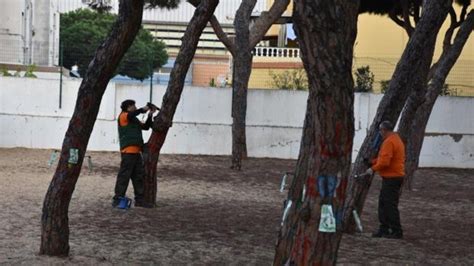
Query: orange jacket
[[118, 112, 141, 154], [372, 132, 406, 178]]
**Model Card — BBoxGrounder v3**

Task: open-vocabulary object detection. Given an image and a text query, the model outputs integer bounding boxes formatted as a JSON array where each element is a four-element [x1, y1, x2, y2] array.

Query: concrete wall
[[1, 76, 473, 168]]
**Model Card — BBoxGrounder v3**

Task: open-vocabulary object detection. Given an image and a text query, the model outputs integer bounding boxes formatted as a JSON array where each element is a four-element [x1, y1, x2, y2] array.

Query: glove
[[365, 168, 374, 176], [147, 102, 160, 111]]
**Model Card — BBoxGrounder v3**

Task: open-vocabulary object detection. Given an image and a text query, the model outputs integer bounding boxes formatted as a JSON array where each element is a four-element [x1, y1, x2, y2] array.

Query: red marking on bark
[[337, 178, 347, 202], [147, 130, 168, 154], [344, 142, 351, 156], [82, 97, 91, 110], [291, 227, 303, 259], [319, 138, 331, 158], [314, 259, 328, 266], [335, 122, 342, 146], [302, 236, 312, 262], [307, 176, 319, 199]]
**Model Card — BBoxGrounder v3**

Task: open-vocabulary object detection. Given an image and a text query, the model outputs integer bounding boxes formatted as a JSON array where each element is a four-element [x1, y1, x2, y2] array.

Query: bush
[[209, 78, 216, 87], [0, 66, 12, 77], [380, 80, 390, 93], [354, 65, 374, 92], [440, 84, 457, 96], [269, 69, 308, 91], [24, 64, 37, 78]]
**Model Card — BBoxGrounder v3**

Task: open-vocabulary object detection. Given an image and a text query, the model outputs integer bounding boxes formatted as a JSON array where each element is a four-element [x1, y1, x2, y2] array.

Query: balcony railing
[[252, 47, 300, 58]]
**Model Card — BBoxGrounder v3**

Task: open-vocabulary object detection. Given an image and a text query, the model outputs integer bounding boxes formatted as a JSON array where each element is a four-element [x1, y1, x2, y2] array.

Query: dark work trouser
[[114, 153, 145, 201], [378, 177, 404, 234]]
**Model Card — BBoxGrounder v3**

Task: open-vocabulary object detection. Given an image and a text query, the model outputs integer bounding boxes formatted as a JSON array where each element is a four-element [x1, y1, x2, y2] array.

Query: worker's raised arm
[[127, 106, 149, 121]]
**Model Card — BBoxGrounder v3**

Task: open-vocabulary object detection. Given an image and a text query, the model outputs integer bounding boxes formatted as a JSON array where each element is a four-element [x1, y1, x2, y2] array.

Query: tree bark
[[142, 0, 219, 206], [342, 0, 451, 234], [229, 0, 256, 170], [400, 10, 474, 189], [40, 0, 144, 256], [206, 0, 289, 170], [227, 0, 290, 170], [396, 44, 437, 191], [273, 1, 359, 264]]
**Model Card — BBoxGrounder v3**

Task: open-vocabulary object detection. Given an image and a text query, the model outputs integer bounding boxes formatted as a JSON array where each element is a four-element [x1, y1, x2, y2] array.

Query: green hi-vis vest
[[118, 112, 144, 150]]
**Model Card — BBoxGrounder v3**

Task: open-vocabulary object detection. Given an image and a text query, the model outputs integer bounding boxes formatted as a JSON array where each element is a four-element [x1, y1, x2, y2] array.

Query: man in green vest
[[113, 99, 157, 208]]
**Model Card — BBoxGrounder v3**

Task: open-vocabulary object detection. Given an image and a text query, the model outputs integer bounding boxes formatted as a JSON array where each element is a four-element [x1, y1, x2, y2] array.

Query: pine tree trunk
[[342, 0, 451, 234], [401, 10, 474, 189], [273, 1, 359, 264], [142, 0, 219, 206], [39, 0, 144, 256], [230, 0, 256, 170], [397, 51, 433, 144], [209, 0, 289, 170], [395, 46, 436, 191], [231, 51, 252, 170]]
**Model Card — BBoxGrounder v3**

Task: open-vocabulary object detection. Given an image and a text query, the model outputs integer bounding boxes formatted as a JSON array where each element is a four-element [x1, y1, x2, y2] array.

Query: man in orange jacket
[[365, 121, 405, 239]]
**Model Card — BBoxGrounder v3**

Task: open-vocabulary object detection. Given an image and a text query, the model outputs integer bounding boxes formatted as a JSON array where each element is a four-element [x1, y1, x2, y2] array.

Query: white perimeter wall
[[0, 77, 473, 168]]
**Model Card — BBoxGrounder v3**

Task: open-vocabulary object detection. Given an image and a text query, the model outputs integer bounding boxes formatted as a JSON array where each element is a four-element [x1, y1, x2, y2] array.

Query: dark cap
[[120, 99, 135, 111], [379, 120, 394, 131]]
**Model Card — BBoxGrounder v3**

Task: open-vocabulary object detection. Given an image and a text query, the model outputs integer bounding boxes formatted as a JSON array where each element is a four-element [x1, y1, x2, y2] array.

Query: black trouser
[[114, 153, 145, 202], [378, 177, 404, 234]]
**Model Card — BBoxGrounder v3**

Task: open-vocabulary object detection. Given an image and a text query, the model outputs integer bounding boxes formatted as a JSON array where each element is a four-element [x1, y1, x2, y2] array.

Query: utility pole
[[22, 0, 33, 65]]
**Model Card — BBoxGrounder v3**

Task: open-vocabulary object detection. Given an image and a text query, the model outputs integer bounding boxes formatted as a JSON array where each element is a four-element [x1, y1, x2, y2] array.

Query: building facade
[[0, 0, 60, 66], [1, 1, 472, 95]]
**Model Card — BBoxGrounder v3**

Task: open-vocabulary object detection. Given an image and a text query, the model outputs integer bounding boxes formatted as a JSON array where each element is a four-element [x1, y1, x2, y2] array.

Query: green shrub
[[354, 65, 374, 92]]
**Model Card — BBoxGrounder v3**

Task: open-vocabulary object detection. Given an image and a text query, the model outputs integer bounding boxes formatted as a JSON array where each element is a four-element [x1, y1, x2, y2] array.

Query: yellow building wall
[[265, 0, 293, 37], [249, 68, 278, 89], [248, 7, 473, 96], [354, 9, 474, 95]]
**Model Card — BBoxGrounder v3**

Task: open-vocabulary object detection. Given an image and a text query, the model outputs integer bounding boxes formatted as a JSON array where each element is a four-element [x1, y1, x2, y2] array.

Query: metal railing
[[252, 47, 300, 58]]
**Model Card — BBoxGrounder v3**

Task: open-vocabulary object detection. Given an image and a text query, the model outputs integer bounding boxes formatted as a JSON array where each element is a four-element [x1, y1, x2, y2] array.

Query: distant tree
[[203, 0, 291, 170], [87, 0, 182, 12], [87, 0, 113, 13], [61, 9, 168, 80], [354, 65, 374, 92]]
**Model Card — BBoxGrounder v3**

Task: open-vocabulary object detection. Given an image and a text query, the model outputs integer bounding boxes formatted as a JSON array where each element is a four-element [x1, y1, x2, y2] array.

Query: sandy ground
[[0, 148, 473, 265]]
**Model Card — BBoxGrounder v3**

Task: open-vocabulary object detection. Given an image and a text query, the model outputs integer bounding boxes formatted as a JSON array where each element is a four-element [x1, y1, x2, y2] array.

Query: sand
[[0, 148, 473, 265]]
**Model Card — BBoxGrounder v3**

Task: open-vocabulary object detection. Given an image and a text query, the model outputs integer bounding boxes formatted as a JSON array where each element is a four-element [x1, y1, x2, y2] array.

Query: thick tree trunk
[[142, 0, 219, 206], [400, 10, 474, 189], [273, 1, 359, 264], [342, 0, 451, 234], [39, 0, 144, 256], [230, 0, 256, 170]]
